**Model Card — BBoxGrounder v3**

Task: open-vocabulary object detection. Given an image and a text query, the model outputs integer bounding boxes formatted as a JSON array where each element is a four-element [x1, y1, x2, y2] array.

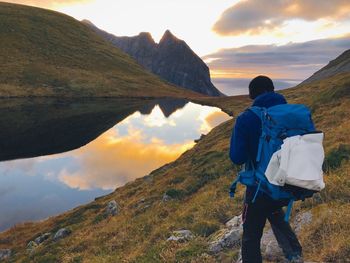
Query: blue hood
[[252, 92, 287, 108]]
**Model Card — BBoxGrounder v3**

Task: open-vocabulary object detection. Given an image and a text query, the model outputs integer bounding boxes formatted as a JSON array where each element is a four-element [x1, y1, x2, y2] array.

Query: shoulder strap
[[248, 106, 268, 163], [248, 106, 267, 121]]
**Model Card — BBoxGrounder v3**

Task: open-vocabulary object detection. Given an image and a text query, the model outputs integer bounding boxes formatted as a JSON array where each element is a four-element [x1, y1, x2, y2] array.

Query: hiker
[[229, 76, 304, 263]]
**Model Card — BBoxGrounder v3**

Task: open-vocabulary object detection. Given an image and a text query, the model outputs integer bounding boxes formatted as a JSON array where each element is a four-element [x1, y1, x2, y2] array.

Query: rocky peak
[[159, 30, 180, 45], [83, 21, 223, 96], [138, 32, 155, 44]]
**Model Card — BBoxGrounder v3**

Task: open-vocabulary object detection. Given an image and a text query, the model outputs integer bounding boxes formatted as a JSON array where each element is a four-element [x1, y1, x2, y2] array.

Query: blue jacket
[[230, 91, 287, 165], [229, 92, 287, 201]]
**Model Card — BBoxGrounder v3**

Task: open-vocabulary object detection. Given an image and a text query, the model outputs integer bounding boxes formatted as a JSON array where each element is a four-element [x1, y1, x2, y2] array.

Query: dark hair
[[248, 75, 274, 99]]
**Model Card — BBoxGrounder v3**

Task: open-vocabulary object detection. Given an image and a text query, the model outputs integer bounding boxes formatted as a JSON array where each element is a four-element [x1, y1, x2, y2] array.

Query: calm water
[[0, 99, 230, 231], [213, 78, 301, 96]]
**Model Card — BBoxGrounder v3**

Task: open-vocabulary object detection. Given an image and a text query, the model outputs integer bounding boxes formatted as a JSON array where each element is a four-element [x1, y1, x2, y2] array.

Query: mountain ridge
[[0, 3, 199, 99], [82, 20, 223, 97], [301, 49, 350, 84]]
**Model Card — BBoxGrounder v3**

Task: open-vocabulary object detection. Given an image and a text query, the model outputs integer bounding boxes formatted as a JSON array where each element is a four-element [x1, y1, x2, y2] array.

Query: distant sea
[[212, 78, 302, 96]]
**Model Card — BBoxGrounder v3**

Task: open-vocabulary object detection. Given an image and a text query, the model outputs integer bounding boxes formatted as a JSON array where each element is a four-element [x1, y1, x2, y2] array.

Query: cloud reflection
[[59, 128, 194, 190], [58, 103, 230, 190]]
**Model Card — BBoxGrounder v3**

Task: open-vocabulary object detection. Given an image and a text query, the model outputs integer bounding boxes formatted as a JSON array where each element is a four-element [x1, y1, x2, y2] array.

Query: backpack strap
[[248, 106, 268, 163], [284, 199, 295, 222], [229, 175, 240, 198], [229, 160, 256, 198], [248, 106, 266, 119]]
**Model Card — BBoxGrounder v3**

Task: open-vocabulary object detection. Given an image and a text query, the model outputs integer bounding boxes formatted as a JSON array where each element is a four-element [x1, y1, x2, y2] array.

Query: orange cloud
[[59, 128, 194, 190], [204, 111, 231, 130], [6, 0, 91, 9], [213, 0, 350, 36]]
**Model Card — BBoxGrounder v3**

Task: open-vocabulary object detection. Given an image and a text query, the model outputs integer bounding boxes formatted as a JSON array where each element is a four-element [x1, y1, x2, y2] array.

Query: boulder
[[293, 211, 312, 235], [53, 228, 71, 241], [209, 227, 242, 254], [167, 230, 194, 242], [194, 134, 206, 143], [27, 240, 38, 252], [162, 193, 171, 202], [0, 249, 11, 260], [209, 215, 243, 254], [34, 232, 51, 245], [105, 200, 118, 216], [261, 228, 284, 262], [225, 215, 242, 228]]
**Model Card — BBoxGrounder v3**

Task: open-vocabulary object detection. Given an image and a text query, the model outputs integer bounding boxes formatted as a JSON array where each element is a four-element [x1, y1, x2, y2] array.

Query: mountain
[[1, 52, 350, 261], [302, 49, 350, 84], [0, 3, 198, 98], [83, 20, 223, 97]]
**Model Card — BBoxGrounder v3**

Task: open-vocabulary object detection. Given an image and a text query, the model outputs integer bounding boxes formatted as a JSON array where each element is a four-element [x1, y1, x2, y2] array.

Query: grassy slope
[[0, 3, 199, 99], [0, 72, 349, 262]]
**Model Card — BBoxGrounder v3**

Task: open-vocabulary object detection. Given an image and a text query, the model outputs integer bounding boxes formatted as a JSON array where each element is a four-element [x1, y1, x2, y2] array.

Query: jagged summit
[[159, 29, 180, 44], [83, 20, 223, 96], [138, 32, 155, 43]]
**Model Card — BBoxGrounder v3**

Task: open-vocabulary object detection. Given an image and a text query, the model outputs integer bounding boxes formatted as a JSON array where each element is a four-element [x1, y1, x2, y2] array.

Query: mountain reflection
[[0, 98, 187, 162], [0, 98, 230, 231]]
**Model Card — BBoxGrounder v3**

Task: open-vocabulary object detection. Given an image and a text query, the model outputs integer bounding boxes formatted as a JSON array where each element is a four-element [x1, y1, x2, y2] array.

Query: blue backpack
[[229, 104, 317, 221]]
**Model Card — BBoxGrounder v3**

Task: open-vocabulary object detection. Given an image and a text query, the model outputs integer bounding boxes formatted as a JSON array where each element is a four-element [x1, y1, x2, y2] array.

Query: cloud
[[59, 128, 194, 190], [213, 0, 350, 35], [6, 0, 91, 8], [204, 111, 231, 130], [204, 35, 350, 80]]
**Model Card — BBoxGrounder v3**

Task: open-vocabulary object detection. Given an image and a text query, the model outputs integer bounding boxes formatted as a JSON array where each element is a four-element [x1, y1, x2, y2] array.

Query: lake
[[0, 98, 230, 232]]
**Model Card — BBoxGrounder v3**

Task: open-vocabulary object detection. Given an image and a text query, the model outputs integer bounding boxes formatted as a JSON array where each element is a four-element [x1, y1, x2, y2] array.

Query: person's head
[[248, 75, 274, 99]]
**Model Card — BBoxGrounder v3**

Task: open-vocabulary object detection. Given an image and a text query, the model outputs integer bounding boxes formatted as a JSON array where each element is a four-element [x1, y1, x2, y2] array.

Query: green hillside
[[0, 3, 197, 98], [0, 71, 349, 262]]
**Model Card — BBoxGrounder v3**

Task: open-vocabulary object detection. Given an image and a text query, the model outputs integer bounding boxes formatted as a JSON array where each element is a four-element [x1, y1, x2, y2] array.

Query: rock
[[53, 228, 71, 241], [27, 240, 38, 251], [225, 215, 242, 228], [0, 249, 11, 260], [34, 232, 51, 244], [162, 193, 171, 202], [194, 134, 206, 143], [209, 227, 242, 254], [293, 211, 312, 235], [167, 230, 194, 242], [261, 229, 284, 261], [235, 251, 242, 263], [105, 200, 118, 216], [209, 214, 243, 254]]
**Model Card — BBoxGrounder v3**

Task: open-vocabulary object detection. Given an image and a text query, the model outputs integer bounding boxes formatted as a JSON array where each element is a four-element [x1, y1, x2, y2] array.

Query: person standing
[[230, 76, 303, 263]]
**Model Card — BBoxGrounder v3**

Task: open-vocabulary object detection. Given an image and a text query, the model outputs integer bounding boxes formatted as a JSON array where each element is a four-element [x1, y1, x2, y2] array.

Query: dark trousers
[[241, 195, 302, 263]]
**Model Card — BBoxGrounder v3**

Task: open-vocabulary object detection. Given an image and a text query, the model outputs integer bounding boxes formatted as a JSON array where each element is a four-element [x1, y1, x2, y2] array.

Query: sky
[[6, 0, 350, 91]]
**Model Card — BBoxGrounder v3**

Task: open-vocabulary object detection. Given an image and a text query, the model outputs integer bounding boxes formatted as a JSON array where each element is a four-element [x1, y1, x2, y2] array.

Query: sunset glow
[[6, 0, 350, 87]]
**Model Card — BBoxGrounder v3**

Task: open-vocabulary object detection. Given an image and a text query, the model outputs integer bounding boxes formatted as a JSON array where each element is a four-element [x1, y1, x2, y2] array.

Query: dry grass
[[0, 72, 349, 262], [0, 73, 349, 262]]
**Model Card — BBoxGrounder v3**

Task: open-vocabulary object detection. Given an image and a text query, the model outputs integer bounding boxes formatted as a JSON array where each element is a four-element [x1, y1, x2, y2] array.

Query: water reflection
[[0, 98, 230, 231]]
